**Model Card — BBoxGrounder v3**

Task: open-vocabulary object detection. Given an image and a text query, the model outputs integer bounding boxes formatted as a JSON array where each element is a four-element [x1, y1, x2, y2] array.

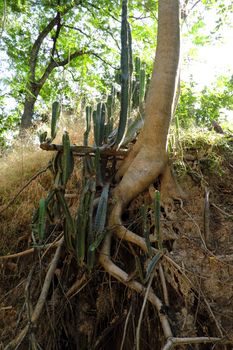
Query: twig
[[0, 239, 61, 260], [204, 187, 210, 244], [179, 199, 207, 250], [136, 272, 154, 350], [120, 305, 132, 350], [165, 254, 224, 337], [211, 202, 233, 218], [4, 237, 64, 350], [201, 291, 224, 337], [0, 164, 50, 215], [65, 274, 90, 299], [159, 264, 169, 306], [162, 336, 230, 350], [93, 314, 125, 349], [25, 266, 35, 345]]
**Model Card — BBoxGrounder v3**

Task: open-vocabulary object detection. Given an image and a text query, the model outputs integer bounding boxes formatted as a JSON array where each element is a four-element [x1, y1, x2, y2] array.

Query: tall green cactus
[[84, 106, 92, 146], [76, 179, 90, 264], [38, 198, 46, 241], [115, 0, 130, 147], [62, 131, 74, 186], [51, 101, 61, 141], [139, 68, 146, 106], [92, 103, 106, 147], [132, 58, 146, 110], [89, 183, 110, 252], [87, 178, 96, 270]]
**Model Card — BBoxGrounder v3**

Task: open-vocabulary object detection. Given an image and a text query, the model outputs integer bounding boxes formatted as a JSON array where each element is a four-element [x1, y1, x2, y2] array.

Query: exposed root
[[99, 234, 173, 339]]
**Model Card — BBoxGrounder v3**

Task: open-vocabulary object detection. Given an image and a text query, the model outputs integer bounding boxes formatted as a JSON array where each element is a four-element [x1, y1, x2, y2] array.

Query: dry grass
[[0, 121, 85, 255]]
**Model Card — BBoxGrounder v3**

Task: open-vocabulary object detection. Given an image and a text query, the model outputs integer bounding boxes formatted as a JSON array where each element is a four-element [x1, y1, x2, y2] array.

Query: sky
[[181, 4, 233, 88]]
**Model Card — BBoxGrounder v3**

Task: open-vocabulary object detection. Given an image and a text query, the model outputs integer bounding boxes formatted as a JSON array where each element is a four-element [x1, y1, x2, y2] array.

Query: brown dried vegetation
[[0, 130, 232, 349]]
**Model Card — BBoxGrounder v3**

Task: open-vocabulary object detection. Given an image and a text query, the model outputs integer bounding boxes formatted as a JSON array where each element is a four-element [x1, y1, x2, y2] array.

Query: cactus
[[39, 131, 48, 144], [98, 102, 106, 145], [38, 198, 46, 241], [105, 99, 113, 141], [135, 57, 141, 81], [139, 68, 146, 106], [56, 191, 75, 236], [87, 179, 96, 270], [62, 131, 74, 186], [92, 103, 106, 147], [84, 106, 92, 146], [115, 0, 130, 147], [56, 190, 75, 250], [76, 179, 90, 264], [132, 57, 141, 109], [89, 183, 110, 252], [92, 110, 99, 147], [51, 101, 61, 141], [145, 252, 163, 282], [141, 205, 152, 256], [94, 147, 103, 186]]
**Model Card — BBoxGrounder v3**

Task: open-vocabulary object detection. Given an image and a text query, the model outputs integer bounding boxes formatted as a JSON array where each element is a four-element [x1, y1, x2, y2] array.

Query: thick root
[[99, 234, 173, 339], [115, 139, 141, 182]]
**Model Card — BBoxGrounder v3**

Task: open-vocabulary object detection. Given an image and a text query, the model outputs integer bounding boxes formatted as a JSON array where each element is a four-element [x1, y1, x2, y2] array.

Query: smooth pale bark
[[100, 1, 184, 340], [115, 0, 182, 207]]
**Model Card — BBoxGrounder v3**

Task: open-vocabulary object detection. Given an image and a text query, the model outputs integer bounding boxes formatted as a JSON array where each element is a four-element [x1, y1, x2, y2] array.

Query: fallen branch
[[120, 305, 132, 350], [40, 142, 128, 158], [136, 272, 155, 350], [4, 237, 64, 350], [0, 238, 61, 260], [162, 336, 231, 350]]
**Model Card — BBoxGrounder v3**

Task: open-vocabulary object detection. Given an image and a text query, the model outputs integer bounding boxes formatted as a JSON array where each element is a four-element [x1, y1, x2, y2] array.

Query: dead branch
[[162, 336, 231, 350], [159, 264, 169, 306], [0, 239, 61, 260], [120, 305, 132, 350], [4, 237, 64, 350], [136, 272, 155, 350], [40, 142, 128, 158]]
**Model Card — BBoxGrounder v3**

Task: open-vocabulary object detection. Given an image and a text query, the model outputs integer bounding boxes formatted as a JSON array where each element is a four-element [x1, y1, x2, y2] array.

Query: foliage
[[0, 0, 232, 147], [176, 76, 233, 127]]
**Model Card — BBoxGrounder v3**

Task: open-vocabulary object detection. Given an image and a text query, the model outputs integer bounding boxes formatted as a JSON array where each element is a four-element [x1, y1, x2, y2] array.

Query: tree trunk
[[99, 1, 184, 338], [114, 0, 182, 208], [20, 93, 38, 130]]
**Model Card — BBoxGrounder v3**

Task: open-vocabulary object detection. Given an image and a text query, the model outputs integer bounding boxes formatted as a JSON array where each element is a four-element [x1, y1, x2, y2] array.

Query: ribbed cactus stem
[[51, 101, 61, 140]]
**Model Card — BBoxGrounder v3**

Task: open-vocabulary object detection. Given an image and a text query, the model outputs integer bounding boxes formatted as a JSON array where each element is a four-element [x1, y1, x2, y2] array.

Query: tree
[[1, 0, 123, 132], [100, 0, 183, 259], [20, 3, 88, 130]]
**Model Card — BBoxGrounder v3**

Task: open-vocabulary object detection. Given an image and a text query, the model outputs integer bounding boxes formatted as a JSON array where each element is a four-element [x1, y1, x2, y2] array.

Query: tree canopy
[[0, 0, 232, 147]]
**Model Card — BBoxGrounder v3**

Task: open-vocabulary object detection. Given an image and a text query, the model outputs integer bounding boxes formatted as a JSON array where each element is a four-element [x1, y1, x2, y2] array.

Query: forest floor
[[0, 128, 232, 350]]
